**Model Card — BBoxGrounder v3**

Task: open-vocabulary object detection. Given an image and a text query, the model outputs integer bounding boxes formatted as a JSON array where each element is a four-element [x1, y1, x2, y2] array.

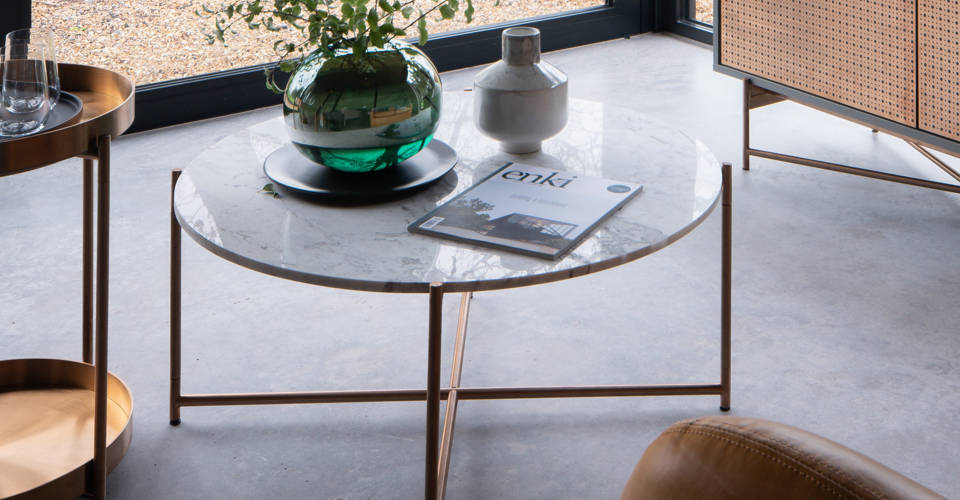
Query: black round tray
[[0, 91, 83, 142], [263, 139, 458, 201]]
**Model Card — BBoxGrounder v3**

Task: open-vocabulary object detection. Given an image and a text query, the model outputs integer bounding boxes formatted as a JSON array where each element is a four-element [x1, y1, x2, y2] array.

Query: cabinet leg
[[83, 159, 94, 364], [171, 169, 182, 426], [426, 284, 443, 500], [92, 135, 111, 500], [720, 162, 732, 412], [742, 81, 751, 171]]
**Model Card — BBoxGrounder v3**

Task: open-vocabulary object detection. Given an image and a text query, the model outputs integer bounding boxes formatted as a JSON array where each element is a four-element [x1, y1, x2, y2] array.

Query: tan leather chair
[[621, 416, 946, 500]]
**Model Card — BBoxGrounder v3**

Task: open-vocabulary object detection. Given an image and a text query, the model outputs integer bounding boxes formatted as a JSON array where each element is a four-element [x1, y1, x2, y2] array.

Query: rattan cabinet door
[[719, 0, 916, 127], [919, 0, 960, 142]]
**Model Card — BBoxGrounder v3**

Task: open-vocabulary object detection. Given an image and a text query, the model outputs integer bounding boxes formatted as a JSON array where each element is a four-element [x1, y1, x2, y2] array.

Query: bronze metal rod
[[454, 384, 724, 399], [426, 283, 443, 500], [450, 293, 471, 390], [720, 162, 732, 412], [437, 390, 458, 500], [906, 140, 960, 183], [747, 148, 960, 193], [743, 80, 751, 171], [177, 389, 432, 406], [92, 135, 110, 500], [438, 292, 472, 499], [170, 169, 183, 426], [82, 158, 94, 364], [175, 383, 725, 407]]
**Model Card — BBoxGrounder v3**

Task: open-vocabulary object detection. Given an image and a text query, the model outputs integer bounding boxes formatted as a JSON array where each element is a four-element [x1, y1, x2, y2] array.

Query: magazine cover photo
[[411, 163, 642, 258]]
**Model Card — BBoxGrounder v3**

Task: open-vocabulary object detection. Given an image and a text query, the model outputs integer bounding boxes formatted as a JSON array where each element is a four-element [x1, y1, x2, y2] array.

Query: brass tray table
[[0, 64, 135, 500]]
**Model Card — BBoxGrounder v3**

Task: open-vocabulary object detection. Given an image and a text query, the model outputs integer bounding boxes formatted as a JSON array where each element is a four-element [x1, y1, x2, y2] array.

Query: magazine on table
[[408, 162, 643, 259]]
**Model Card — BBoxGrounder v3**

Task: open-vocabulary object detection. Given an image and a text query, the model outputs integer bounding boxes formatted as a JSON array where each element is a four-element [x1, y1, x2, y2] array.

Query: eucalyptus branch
[[200, 0, 481, 93]]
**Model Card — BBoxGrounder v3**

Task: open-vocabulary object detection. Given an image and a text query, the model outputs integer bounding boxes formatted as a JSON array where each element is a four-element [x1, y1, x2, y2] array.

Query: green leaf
[[226, 4, 234, 18], [259, 182, 280, 198], [447, 0, 459, 11], [401, 6, 413, 19], [378, 0, 393, 13], [341, 3, 354, 17], [439, 5, 454, 19], [264, 69, 284, 94], [464, 0, 474, 22], [367, 8, 378, 26], [370, 27, 384, 47], [353, 37, 366, 57], [417, 16, 428, 45]]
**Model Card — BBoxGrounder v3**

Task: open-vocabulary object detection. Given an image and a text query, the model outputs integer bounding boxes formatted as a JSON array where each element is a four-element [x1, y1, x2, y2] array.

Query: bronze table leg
[[170, 169, 183, 426], [82, 159, 94, 364], [92, 135, 111, 500], [721, 162, 732, 411], [426, 284, 444, 500]]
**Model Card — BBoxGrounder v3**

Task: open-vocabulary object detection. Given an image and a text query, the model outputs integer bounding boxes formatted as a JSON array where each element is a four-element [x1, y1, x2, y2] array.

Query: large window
[[33, 0, 605, 86], [3, 0, 661, 132]]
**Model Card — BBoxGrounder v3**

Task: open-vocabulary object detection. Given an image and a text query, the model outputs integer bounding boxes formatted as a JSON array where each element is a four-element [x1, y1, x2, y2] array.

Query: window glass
[[694, 0, 713, 24], [34, 0, 604, 85]]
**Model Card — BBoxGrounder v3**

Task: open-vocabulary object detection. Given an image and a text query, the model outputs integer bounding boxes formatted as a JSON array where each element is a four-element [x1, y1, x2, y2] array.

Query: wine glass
[[0, 42, 52, 137], [4, 28, 59, 109]]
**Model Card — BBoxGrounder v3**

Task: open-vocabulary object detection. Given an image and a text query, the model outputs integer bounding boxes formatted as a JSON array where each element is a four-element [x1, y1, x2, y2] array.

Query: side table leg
[[720, 162, 732, 412], [426, 283, 443, 500], [83, 158, 94, 364], [170, 169, 183, 426], [92, 135, 111, 500]]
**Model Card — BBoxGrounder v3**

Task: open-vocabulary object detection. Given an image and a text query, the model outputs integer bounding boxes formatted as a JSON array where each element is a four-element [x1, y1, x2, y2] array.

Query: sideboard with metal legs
[[167, 92, 731, 499]]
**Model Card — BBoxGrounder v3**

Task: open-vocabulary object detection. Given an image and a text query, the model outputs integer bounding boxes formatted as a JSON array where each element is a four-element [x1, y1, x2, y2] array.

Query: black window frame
[[660, 0, 713, 44], [3, 0, 719, 132]]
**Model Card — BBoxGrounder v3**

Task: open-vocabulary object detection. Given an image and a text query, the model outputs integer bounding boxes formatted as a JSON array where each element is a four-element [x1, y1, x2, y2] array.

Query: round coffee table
[[171, 91, 731, 500]]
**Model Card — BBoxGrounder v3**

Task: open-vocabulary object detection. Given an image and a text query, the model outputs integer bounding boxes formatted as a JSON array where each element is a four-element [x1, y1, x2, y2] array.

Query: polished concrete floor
[[3, 33, 959, 499]]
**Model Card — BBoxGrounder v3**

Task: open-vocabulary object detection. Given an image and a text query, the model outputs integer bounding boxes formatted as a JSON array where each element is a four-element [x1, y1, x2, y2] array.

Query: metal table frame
[[1, 64, 134, 500], [742, 80, 960, 193], [168, 162, 732, 500]]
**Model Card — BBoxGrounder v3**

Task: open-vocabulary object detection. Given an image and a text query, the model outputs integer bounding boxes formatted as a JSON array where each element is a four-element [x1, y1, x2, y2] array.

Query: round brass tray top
[[0, 359, 133, 500], [0, 64, 135, 176]]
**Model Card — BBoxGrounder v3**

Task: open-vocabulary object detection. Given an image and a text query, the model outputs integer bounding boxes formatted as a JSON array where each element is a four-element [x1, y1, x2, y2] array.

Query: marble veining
[[174, 91, 722, 293]]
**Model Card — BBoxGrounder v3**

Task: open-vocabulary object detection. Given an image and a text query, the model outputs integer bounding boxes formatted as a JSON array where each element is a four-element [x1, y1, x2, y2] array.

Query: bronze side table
[[0, 64, 135, 500]]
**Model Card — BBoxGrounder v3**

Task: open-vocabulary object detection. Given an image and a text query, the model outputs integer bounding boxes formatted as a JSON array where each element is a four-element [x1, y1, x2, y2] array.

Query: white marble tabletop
[[174, 90, 721, 293]]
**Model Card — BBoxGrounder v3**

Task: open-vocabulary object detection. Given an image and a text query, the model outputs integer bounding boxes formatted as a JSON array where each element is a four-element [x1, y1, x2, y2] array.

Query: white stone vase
[[473, 27, 568, 154]]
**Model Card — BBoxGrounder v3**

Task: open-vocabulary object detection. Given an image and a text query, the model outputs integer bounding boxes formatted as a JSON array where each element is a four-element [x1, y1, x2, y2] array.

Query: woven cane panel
[[919, 0, 960, 141], [720, 0, 916, 127]]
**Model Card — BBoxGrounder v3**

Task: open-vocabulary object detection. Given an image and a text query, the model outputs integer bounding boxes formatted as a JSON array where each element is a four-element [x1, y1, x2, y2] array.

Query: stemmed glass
[[0, 42, 52, 137], [4, 29, 59, 109]]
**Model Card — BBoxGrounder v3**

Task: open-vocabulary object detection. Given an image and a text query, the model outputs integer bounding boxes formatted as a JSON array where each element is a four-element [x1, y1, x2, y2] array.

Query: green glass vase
[[282, 41, 442, 173]]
